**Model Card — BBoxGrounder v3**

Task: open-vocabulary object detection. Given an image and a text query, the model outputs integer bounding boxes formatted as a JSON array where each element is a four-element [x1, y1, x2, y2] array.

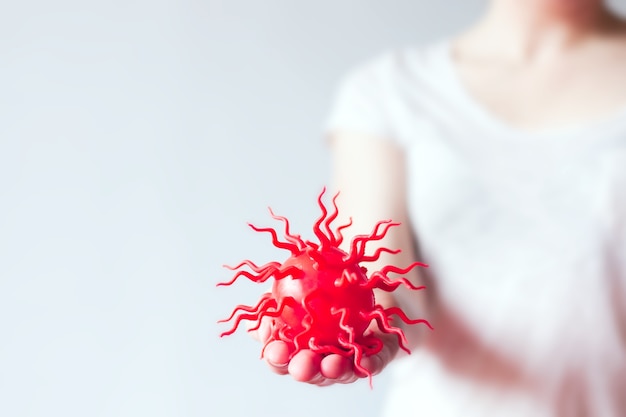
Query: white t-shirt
[[326, 40, 626, 417]]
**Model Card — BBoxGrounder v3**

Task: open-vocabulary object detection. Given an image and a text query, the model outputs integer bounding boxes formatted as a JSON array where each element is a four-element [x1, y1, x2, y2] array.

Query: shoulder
[[325, 39, 450, 141], [338, 40, 447, 91]]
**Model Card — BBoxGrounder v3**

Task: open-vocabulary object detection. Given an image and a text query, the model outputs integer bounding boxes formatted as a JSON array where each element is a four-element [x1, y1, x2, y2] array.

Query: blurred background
[[1, 1, 625, 416]]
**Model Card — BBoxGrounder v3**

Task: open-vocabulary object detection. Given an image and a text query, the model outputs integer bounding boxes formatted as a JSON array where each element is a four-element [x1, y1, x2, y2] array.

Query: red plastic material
[[218, 189, 431, 385]]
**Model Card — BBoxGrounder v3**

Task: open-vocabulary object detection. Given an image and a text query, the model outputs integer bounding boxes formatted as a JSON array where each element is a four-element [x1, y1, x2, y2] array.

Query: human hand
[[248, 317, 399, 386]]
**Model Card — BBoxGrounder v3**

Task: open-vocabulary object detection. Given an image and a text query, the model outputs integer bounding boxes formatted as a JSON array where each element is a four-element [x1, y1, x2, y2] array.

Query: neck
[[466, 0, 620, 62]]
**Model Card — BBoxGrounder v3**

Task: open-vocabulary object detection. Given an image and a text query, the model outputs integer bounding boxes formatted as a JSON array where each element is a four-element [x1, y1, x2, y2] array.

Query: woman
[[256, 0, 626, 415]]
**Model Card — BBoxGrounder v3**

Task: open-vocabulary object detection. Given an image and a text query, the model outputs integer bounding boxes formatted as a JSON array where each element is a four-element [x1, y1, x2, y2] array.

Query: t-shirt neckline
[[433, 38, 626, 141]]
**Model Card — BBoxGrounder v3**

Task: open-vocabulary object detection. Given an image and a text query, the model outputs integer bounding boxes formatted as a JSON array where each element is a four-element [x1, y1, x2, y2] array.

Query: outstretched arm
[[252, 131, 429, 386]]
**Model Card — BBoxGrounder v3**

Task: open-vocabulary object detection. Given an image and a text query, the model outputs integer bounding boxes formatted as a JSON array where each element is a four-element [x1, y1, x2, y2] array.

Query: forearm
[[329, 131, 431, 352]]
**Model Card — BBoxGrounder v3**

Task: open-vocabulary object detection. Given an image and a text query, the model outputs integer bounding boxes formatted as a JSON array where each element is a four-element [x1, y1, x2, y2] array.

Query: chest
[[402, 125, 626, 361]]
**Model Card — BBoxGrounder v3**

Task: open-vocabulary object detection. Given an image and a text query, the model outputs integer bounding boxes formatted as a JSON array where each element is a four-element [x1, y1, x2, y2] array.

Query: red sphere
[[273, 248, 375, 347]]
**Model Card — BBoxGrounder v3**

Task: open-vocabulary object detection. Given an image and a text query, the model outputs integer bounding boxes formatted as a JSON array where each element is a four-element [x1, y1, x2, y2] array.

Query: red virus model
[[218, 189, 431, 385]]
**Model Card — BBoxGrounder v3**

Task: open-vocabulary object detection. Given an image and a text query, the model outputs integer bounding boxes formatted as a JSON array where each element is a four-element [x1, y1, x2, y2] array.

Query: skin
[[253, 0, 626, 386], [453, 0, 626, 131]]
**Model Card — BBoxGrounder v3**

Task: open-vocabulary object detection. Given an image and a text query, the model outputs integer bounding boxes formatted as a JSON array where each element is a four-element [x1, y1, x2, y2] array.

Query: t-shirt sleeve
[[325, 60, 394, 140]]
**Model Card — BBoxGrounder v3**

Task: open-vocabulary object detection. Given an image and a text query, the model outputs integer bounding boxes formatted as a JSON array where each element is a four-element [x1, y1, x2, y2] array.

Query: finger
[[320, 354, 351, 380], [314, 378, 336, 387], [358, 354, 384, 377], [354, 334, 396, 378], [336, 373, 359, 384], [247, 316, 272, 342], [264, 340, 290, 375], [288, 350, 322, 382], [308, 372, 330, 386]]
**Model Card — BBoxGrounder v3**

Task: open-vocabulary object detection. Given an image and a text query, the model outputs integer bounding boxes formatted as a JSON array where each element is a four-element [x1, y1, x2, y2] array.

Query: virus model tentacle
[[292, 316, 313, 353], [333, 217, 353, 247], [333, 269, 361, 287], [359, 247, 401, 263], [216, 266, 277, 287], [346, 231, 373, 264], [360, 336, 383, 356], [333, 306, 372, 376], [384, 306, 433, 329], [312, 187, 333, 249], [223, 260, 281, 273], [275, 323, 293, 344], [268, 207, 306, 251], [378, 262, 429, 278], [250, 295, 300, 350], [248, 223, 300, 255], [345, 220, 398, 264], [308, 338, 347, 356], [332, 307, 355, 341], [307, 248, 333, 270], [218, 293, 274, 324], [304, 240, 320, 250], [337, 333, 372, 386], [272, 265, 304, 281], [362, 271, 426, 292], [219, 298, 277, 337], [369, 219, 399, 241], [218, 260, 281, 286], [217, 262, 301, 287], [360, 307, 412, 354], [246, 298, 293, 333], [267, 295, 299, 320], [356, 221, 399, 260], [322, 192, 341, 246]]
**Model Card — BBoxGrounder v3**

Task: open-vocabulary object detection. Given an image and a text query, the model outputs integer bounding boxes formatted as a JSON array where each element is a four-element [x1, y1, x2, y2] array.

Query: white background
[[1, 1, 625, 416]]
